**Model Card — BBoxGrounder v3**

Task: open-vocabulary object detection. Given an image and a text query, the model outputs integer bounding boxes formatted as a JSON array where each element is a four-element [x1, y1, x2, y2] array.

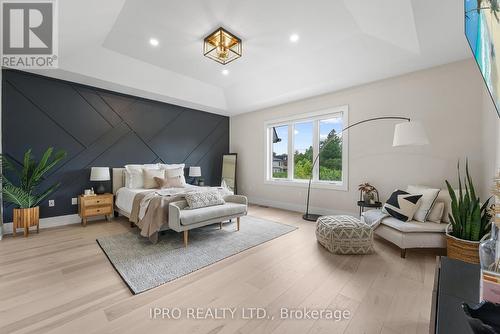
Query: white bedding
[[115, 187, 149, 214], [114, 184, 200, 215]]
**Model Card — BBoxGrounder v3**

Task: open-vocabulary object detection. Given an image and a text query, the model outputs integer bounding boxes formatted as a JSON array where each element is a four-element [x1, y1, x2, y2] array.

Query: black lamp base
[[95, 183, 106, 194], [302, 213, 322, 222]]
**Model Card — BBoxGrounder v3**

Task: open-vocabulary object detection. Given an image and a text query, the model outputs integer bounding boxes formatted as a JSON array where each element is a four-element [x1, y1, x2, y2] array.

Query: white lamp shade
[[90, 167, 110, 181], [393, 121, 429, 147], [189, 166, 201, 177]]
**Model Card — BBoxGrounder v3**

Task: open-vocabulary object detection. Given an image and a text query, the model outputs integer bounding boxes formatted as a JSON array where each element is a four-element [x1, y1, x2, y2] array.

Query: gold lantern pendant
[[204, 27, 242, 65]]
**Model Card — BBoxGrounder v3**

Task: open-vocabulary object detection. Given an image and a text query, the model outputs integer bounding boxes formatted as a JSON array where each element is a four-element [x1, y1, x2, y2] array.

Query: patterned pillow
[[383, 190, 423, 222], [185, 191, 225, 209]]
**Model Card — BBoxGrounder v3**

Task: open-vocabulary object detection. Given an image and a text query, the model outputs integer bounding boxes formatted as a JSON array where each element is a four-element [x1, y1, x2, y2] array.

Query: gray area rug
[[96, 216, 297, 294]]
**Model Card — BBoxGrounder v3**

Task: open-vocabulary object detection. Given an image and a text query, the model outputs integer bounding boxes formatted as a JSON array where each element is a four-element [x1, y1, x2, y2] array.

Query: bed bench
[[168, 195, 248, 247]]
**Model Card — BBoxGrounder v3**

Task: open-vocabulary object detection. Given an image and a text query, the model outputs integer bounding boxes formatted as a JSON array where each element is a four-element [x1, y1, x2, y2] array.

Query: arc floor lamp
[[302, 117, 429, 221]]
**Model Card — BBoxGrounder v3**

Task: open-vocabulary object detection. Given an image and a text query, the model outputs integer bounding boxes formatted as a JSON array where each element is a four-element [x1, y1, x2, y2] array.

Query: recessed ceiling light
[[289, 34, 300, 43], [149, 38, 159, 47], [222, 69, 229, 76]]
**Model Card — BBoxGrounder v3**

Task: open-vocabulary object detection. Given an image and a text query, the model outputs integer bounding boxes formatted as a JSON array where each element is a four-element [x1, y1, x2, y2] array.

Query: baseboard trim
[[247, 196, 357, 217], [1, 213, 101, 235]]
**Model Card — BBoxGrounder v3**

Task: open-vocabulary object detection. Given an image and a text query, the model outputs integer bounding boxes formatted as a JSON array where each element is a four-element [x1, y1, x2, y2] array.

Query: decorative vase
[[479, 223, 500, 303], [13, 206, 40, 237], [446, 224, 481, 264]]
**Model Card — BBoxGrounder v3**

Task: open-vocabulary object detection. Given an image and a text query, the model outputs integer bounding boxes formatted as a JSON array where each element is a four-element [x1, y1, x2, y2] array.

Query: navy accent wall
[[1, 69, 229, 221]]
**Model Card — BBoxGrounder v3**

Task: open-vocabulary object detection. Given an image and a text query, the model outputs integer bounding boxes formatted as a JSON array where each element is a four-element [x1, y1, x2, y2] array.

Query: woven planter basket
[[445, 224, 480, 264]]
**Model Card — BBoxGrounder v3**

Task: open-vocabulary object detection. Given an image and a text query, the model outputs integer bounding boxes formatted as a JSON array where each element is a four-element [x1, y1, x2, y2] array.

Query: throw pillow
[[435, 190, 454, 223], [406, 185, 440, 222], [166, 167, 186, 186], [143, 168, 165, 189], [427, 201, 445, 223], [154, 175, 186, 188], [124, 169, 143, 189], [185, 191, 225, 209], [159, 164, 187, 185], [159, 163, 185, 170], [383, 190, 423, 222]]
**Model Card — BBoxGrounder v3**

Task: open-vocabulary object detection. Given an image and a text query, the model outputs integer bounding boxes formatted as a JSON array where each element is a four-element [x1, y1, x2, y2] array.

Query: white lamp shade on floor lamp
[[189, 166, 201, 177], [393, 121, 429, 147], [90, 167, 110, 181]]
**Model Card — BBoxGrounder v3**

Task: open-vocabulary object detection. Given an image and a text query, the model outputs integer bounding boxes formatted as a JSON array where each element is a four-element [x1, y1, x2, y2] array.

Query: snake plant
[[1, 148, 66, 208], [445, 160, 492, 241]]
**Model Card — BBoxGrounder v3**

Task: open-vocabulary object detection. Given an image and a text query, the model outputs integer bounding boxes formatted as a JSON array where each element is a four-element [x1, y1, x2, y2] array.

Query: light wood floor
[[0, 205, 438, 334]]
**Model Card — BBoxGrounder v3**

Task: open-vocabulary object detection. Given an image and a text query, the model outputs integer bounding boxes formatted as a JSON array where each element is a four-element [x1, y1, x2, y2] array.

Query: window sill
[[264, 179, 348, 191]]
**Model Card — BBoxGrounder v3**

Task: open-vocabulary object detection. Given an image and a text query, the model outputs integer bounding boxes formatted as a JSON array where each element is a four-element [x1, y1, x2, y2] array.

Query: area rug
[[96, 216, 297, 294]]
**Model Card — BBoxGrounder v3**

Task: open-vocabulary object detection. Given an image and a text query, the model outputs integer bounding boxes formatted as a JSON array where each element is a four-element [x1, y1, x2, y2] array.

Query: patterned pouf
[[315, 215, 374, 255]]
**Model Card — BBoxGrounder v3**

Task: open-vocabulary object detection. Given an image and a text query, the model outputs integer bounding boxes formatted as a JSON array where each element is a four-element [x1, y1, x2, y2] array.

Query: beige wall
[[230, 59, 495, 215]]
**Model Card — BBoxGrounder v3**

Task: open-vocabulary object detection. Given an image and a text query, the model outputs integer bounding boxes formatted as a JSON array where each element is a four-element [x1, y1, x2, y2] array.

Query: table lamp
[[189, 166, 201, 185], [90, 167, 110, 194]]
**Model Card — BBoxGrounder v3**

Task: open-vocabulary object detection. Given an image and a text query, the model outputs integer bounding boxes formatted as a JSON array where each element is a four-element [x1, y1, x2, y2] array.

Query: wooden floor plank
[[0, 205, 437, 334]]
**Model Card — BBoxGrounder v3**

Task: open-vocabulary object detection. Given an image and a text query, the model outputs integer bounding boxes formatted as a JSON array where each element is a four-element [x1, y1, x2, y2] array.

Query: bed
[[112, 167, 230, 242], [112, 168, 196, 215]]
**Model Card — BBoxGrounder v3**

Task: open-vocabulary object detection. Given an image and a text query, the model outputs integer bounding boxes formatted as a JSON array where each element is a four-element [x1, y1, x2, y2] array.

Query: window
[[293, 121, 313, 180], [265, 106, 348, 190], [272, 125, 288, 179]]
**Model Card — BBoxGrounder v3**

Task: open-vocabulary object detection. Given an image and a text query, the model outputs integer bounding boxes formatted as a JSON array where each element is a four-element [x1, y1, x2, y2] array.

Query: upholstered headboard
[[112, 168, 126, 194]]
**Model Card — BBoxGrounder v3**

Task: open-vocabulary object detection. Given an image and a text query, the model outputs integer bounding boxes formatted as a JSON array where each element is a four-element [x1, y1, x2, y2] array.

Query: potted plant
[[445, 160, 492, 264], [1, 148, 66, 237], [358, 182, 378, 204]]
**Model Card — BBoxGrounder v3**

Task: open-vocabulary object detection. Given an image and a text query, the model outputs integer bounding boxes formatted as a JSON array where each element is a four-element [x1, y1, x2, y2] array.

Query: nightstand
[[78, 193, 113, 226]]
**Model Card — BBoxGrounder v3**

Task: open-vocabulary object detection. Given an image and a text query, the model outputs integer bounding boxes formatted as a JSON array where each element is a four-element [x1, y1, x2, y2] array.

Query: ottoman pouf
[[316, 215, 374, 254]]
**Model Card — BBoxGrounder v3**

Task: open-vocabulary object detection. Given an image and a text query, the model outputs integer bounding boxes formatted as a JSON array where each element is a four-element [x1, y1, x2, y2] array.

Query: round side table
[[357, 201, 382, 216]]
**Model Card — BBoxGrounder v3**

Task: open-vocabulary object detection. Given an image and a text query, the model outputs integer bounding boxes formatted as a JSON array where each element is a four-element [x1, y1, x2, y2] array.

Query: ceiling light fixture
[[289, 34, 300, 43], [204, 27, 242, 65], [222, 69, 229, 76], [149, 38, 159, 46]]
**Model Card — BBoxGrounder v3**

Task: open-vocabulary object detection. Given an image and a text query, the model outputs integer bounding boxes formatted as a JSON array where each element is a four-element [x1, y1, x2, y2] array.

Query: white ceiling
[[31, 0, 471, 116]]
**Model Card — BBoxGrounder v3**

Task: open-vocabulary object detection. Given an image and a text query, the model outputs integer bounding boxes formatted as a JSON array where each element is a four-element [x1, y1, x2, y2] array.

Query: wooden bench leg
[[219, 222, 222, 230], [237, 217, 240, 231], [183, 230, 189, 247], [401, 249, 407, 258]]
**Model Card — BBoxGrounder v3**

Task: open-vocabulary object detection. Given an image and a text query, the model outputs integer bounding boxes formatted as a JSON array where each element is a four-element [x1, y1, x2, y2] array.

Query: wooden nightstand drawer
[[85, 206, 112, 216], [78, 194, 114, 226], [84, 196, 113, 207]]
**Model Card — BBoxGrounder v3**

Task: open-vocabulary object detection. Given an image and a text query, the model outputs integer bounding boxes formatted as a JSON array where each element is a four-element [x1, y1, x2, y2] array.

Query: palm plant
[[445, 159, 492, 241], [1, 148, 66, 208]]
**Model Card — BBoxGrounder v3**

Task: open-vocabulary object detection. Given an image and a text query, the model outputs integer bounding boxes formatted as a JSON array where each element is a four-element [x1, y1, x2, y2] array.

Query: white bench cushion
[[380, 216, 446, 233], [180, 202, 247, 226]]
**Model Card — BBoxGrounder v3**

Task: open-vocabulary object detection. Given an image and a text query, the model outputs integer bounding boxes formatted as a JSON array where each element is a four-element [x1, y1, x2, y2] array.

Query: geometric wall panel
[[2, 69, 229, 222]]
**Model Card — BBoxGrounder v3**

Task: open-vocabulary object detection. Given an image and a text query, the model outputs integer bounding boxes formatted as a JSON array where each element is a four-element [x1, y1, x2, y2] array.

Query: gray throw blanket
[[362, 209, 388, 229]]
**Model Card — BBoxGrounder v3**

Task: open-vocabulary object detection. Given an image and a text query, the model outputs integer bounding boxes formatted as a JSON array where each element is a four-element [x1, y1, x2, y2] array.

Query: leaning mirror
[[221, 154, 237, 194]]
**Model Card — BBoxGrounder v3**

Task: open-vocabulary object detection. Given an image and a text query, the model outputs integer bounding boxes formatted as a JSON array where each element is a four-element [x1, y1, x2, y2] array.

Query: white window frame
[[264, 105, 349, 191]]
